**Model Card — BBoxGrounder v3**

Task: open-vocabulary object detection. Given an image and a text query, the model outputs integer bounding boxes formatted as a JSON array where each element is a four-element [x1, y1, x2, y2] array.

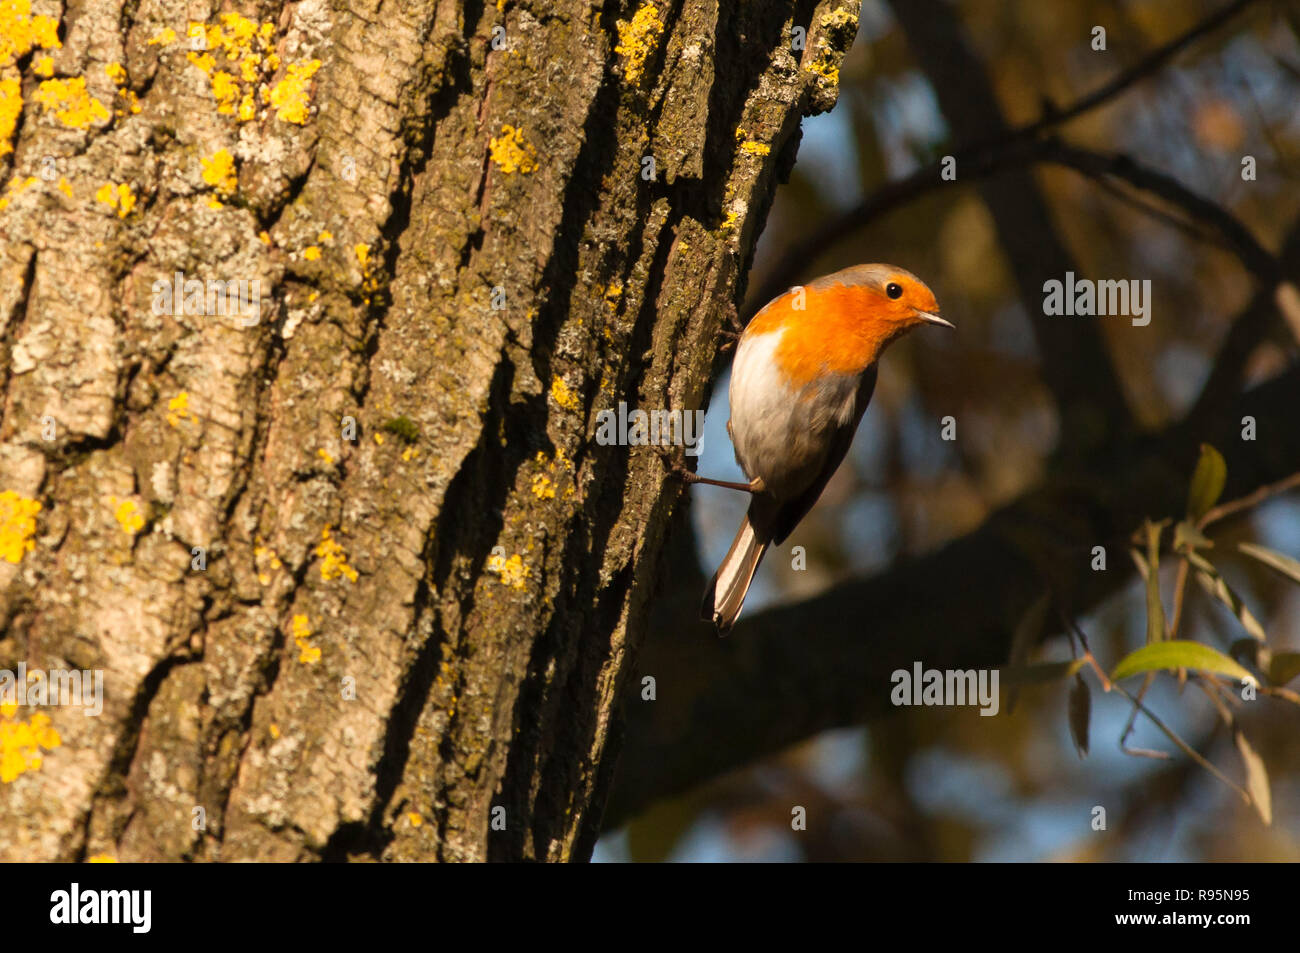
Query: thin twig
[[995, 0, 1264, 151], [1169, 557, 1191, 639], [749, 0, 1269, 311], [1108, 678, 1251, 804], [1038, 141, 1278, 281], [1199, 471, 1300, 529], [1062, 611, 1253, 796]]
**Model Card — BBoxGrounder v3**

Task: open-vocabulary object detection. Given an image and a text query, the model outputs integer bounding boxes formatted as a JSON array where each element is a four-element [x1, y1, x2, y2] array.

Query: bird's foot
[[718, 300, 745, 352]]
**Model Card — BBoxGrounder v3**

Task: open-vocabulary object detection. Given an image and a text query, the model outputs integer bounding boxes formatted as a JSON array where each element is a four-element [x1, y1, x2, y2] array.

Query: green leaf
[[1234, 729, 1272, 826], [1186, 551, 1267, 643], [1068, 675, 1090, 758], [1238, 542, 1300, 586], [1111, 640, 1254, 683], [1001, 658, 1086, 686], [1186, 443, 1227, 522], [1269, 652, 1300, 687]]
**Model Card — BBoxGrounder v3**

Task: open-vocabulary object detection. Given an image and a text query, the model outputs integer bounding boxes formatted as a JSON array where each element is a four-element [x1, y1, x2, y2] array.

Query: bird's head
[[824, 263, 952, 335], [748, 263, 952, 381]]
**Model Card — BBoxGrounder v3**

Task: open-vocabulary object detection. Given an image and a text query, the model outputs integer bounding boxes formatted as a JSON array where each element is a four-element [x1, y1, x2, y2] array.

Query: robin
[[688, 263, 952, 634]]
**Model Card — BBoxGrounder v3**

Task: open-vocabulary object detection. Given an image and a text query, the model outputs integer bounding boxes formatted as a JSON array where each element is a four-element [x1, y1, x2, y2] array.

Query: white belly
[[727, 328, 860, 501]]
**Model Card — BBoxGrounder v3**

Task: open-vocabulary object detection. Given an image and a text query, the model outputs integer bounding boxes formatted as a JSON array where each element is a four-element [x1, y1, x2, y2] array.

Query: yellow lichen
[[531, 474, 555, 499], [94, 182, 135, 218], [32, 76, 108, 128], [532, 448, 575, 500], [0, 77, 19, 158], [105, 61, 142, 115], [820, 7, 859, 31], [318, 229, 332, 243], [355, 243, 370, 269], [292, 613, 320, 663], [112, 498, 144, 536], [86, 854, 118, 863], [805, 55, 840, 86], [316, 448, 334, 464], [487, 552, 530, 590], [0, 707, 61, 783], [200, 148, 237, 196], [315, 526, 358, 583], [550, 376, 580, 412], [185, 16, 317, 125], [267, 58, 321, 124], [408, 811, 424, 827], [31, 54, 51, 75], [254, 544, 282, 585], [0, 172, 36, 210], [0, 490, 41, 563], [166, 391, 195, 427], [147, 27, 177, 46], [302, 245, 320, 261], [0, 0, 61, 68], [614, 3, 663, 85], [211, 70, 240, 113], [488, 124, 537, 174]]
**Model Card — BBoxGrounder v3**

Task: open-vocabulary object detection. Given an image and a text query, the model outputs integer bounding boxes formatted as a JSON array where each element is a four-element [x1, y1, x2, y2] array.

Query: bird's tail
[[701, 513, 769, 635]]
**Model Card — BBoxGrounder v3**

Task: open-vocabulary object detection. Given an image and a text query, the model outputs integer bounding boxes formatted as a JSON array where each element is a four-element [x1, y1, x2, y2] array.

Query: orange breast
[[746, 282, 892, 389]]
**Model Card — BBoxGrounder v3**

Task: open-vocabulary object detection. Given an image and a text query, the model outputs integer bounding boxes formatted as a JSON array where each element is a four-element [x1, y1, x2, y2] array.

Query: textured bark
[[0, 0, 859, 861]]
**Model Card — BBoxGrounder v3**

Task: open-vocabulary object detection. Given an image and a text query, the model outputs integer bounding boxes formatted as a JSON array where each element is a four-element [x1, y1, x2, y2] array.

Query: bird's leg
[[652, 443, 764, 494], [680, 471, 765, 493]]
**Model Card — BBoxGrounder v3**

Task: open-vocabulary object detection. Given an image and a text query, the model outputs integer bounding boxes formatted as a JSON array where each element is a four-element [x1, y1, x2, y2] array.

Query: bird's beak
[[915, 310, 955, 329]]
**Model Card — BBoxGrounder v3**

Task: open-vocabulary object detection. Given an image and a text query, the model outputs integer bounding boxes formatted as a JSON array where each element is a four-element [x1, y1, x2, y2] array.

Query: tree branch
[[749, 0, 1267, 313], [606, 361, 1300, 828], [882, 0, 1135, 450], [1036, 140, 1278, 281]]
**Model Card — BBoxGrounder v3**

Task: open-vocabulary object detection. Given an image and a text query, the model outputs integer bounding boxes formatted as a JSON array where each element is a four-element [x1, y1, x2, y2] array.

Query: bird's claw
[[719, 300, 744, 351]]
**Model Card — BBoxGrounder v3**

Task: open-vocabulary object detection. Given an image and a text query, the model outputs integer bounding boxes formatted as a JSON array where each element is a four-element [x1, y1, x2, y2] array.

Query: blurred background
[[596, 0, 1300, 861]]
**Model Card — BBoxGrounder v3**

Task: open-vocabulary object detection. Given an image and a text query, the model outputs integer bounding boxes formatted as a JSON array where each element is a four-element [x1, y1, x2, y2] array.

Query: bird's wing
[[765, 364, 878, 546]]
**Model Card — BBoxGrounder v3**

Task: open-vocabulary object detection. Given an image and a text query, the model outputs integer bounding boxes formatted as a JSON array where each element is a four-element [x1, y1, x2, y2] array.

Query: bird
[[693, 263, 952, 634]]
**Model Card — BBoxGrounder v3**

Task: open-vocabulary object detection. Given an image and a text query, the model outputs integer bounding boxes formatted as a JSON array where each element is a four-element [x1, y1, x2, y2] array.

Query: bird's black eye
[[886, 282, 903, 299]]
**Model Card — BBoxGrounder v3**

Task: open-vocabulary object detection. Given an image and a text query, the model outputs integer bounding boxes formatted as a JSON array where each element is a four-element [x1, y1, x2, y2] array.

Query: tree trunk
[[0, 0, 859, 861]]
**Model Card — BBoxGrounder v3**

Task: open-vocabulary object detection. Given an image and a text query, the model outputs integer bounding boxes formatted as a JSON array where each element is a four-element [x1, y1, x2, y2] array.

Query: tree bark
[[0, 0, 860, 861]]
